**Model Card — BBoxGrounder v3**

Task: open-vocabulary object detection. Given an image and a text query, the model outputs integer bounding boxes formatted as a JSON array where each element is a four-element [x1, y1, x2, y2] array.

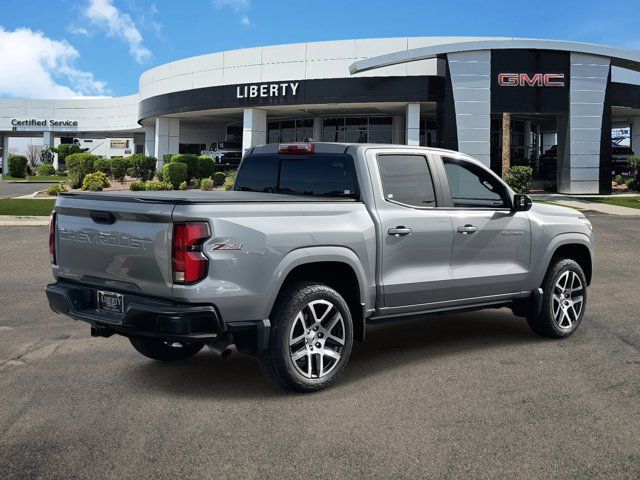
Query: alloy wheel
[[552, 270, 584, 330]]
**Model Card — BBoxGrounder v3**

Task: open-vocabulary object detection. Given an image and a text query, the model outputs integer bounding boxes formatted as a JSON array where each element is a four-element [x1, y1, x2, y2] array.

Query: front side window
[[443, 158, 508, 208], [377, 154, 436, 207]]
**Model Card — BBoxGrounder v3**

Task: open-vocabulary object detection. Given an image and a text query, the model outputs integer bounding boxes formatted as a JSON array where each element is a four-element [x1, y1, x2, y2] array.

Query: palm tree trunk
[[501, 112, 511, 179]]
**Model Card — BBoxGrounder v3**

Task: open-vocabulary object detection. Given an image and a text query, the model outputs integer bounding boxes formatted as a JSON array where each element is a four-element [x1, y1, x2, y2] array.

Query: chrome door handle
[[388, 226, 412, 237], [457, 224, 478, 235]]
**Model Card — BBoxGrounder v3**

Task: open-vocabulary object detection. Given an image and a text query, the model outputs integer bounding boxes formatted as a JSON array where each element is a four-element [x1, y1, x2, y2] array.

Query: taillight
[[277, 143, 315, 154], [49, 212, 56, 265], [172, 222, 211, 284]]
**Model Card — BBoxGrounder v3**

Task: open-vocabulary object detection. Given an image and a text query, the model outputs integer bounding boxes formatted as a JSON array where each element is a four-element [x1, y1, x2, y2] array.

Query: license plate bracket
[[97, 290, 124, 315]]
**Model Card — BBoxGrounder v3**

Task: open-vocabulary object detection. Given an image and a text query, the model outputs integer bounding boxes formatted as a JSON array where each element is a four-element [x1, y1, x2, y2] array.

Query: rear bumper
[[45, 282, 268, 351]]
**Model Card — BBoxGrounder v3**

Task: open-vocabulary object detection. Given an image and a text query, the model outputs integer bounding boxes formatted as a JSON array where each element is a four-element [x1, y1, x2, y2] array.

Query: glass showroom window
[[268, 119, 313, 143], [322, 117, 393, 144]]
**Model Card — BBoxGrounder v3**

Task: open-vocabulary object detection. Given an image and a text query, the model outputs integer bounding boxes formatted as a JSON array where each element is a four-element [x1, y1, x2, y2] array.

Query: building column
[[312, 117, 322, 142], [1, 137, 9, 176], [447, 50, 491, 167], [560, 53, 611, 194], [632, 117, 640, 158], [406, 103, 420, 146], [144, 125, 155, 157], [242, 108, 267, 154], [392, 115, 404, 144], [154, 118, 179, 169], [523, 120, 532, 160]]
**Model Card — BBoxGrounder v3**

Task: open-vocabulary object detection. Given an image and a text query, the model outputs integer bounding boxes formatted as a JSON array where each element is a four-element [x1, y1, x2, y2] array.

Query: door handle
[[457, 224, 478, 235], [388, 226, 412, 237]]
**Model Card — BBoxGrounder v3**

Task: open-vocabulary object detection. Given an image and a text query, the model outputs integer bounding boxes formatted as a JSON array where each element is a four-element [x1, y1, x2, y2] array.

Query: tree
[[627, 156, 640, 182], [39, 147, 55, 164], [501, 112, 511, 179], [52, 144, 88, 165], [26, 144, 43, 168]]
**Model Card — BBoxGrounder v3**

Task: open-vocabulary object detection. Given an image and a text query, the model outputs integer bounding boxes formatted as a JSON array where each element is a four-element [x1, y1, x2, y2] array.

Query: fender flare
[[263, 245, 370, 322], [533, 232, 594, 287]]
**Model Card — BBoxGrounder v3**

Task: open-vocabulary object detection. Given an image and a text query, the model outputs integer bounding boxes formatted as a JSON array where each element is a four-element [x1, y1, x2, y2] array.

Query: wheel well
[[277, 262, 365, 341], [552, 244, 592, 285]]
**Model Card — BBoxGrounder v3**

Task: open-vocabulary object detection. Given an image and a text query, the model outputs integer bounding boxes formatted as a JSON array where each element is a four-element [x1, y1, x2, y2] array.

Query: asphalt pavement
[[0, 181, 47, 199], [0, 215, 638, 479]]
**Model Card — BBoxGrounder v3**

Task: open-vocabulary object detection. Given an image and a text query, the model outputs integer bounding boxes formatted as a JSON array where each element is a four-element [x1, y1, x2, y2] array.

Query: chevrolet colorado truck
[[46, 143, 594, 392]]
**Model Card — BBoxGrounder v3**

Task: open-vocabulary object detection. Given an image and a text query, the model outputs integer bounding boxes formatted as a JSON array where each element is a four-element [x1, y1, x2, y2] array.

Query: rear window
[[234, 154, 359, 198]]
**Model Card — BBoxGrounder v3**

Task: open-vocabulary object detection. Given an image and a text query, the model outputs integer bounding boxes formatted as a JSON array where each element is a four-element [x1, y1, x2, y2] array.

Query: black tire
[[130, 337, 204, 362], [259, 282, 354, 392], [527, 258, 587, 338]]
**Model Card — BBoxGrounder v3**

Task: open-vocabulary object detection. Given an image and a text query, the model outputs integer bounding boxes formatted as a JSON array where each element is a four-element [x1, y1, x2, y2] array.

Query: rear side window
[[377, 154, 436, 207], [234, 154, 358, 197]]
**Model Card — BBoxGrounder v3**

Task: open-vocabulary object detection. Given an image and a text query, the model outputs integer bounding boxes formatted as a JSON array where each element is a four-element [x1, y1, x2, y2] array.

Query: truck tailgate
[[54, 196, 175, 298]]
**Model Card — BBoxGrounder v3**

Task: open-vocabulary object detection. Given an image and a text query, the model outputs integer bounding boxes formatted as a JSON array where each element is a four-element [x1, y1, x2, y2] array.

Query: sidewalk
[[0, 216, 50, 226], [531, 193, 640, 216]]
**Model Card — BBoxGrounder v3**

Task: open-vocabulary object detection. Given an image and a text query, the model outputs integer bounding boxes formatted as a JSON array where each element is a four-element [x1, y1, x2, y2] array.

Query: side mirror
[[512, 194, 533, 212]]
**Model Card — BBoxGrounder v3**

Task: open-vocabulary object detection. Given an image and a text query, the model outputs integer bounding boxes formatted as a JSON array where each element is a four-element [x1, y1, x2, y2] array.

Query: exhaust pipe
[[208, 333, 233, 357]]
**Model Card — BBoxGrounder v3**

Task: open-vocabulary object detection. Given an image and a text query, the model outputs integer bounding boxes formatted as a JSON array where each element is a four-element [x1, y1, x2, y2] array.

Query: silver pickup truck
[[46, 143, 594, 392]]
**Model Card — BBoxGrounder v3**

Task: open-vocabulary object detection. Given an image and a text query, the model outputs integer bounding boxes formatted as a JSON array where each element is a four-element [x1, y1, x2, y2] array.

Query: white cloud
[[0, 27, 108, 99], [83, 0, 151, 63], [213, 0, 251, 28], [69, 26, 90, 36]]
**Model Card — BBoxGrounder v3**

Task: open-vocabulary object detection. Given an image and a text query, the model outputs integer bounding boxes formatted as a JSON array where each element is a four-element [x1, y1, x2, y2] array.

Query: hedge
[[162, 162, 188, 189], [110, 157, 130, 183], [129, 154, 156, 181], [198, 155, 215, 179], [93, 158, 111, 176], [66, 153, 97, 188], [7, 155, 28, 178], [81, 172, 110, 191], [38, 163, 56, 176], [213, 171, 226, 186], [504, 166, 533, 194], [200, 178, 214, 191], [170, 154, 199, 179]]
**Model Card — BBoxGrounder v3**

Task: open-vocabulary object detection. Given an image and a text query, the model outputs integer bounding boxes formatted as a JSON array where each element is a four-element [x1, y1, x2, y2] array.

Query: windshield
[[234, 153, 359, 198]]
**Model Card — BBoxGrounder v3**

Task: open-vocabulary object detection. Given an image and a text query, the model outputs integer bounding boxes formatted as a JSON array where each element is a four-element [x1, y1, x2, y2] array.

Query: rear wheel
[[527, 258, 587, 338], [130, 337, 204, 362], [259, 282, 353, 392]]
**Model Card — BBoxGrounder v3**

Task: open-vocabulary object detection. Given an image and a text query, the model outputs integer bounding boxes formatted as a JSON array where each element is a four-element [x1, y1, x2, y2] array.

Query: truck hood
[[530, 201, 585, 219]]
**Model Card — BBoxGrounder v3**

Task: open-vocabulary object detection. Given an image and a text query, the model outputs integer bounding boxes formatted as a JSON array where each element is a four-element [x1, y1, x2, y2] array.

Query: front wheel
[[130, 337, 204, 362], [527, 258, 587, 338], [259, 282, 354, 392]]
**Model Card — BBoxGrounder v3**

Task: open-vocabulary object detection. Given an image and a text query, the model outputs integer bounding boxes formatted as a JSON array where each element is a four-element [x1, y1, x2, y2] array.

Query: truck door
[[367, 151, 454, 310], [435, 155, 532, 299]]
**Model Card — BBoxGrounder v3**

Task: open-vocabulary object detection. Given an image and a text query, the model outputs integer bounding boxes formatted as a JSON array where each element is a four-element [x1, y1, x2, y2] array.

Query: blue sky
[[0, 0, 639, 98]]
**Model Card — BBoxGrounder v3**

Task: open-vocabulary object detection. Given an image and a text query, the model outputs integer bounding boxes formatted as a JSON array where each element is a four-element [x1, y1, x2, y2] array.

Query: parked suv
[[46, 143, 594, 392], [201, 141, 242, 164]]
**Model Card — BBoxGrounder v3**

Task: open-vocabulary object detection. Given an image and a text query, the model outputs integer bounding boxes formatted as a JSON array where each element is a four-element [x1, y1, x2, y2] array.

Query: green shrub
[[144, 180, 173, 191], [110, 157, 130, 183], [129, 154, 156, 181], [193, 178, 201, 189], [200, 178, 214, 191], [47, 184, 67, 196], [85, 180, 104, 191], [93, 158, 111, 176], [162, 162, 188, 189], [171, 154, 199, 179], [38, 163, 56, 176], [162, 153, 173, 164], [66, 153, 97, 188], [213, 171, 226, 186], [7, 155, 28, 178], [223, 170, 236, 191], [53, 144, 88, 168], [179, 180, 188, 191], [504, 166, 533, 194], [613, 174, 623, 185], [626, 178, 638, 190], [198, 155, 215, 179], [543, 181, 557, 192], [39, 148, 55, 165], [130, 180, 146, 191], [81, 171, 110, 191]]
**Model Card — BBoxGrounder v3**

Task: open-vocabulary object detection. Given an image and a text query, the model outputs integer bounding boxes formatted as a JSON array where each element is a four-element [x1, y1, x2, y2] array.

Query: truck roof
[[248, 142, 466, 157]]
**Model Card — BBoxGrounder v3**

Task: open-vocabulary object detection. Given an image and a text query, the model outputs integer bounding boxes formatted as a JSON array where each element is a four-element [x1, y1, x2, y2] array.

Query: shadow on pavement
[[126, 307, 541, 400]]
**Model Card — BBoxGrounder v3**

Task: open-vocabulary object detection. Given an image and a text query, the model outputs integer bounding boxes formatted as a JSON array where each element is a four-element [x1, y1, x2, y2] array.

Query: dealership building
[[2, 36, 640, 194]]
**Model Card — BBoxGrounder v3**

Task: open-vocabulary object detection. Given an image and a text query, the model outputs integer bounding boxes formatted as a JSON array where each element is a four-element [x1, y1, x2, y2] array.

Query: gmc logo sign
[[498, 73, 565, 87]]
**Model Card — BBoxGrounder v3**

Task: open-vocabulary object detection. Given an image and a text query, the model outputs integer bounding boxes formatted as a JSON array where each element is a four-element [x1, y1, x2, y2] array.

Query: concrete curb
[[0, 216, 50, 226]]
